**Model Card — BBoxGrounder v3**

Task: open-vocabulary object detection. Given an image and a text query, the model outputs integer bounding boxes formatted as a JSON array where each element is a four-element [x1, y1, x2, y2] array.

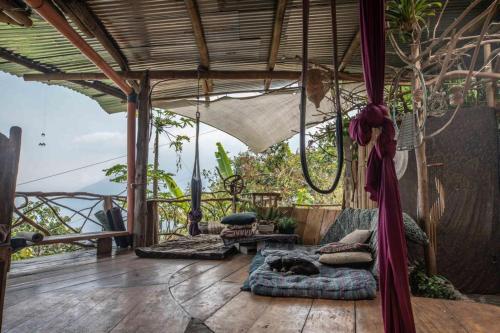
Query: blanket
[[245, 247, 376, 300]]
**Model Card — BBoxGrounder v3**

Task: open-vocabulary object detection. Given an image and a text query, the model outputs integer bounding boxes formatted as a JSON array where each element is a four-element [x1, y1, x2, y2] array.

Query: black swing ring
[[299, 0, 344, 195]]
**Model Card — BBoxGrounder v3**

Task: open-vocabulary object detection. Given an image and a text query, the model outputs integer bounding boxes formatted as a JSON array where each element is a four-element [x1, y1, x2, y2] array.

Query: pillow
[[221, 212, 257, 225], [317, 242, 370, 254], [319, 252, 373, 266], [339, 229, 371, 244]]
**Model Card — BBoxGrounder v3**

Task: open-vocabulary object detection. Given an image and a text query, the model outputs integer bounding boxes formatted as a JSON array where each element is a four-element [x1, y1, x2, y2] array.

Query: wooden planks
[[5, 250, 500, 333], [182, 281, 242, 320], [302, 299, 355, 333], [319, 209, 342, 241], [170, 255, 251, 303], [301, 208, 341, 245], [412, 297, 467, 333], [247, 297, 312, 333], [205, 292, 273, 333], [302, 208, 325, 245], [441, 298, 500, 333], [355, 298, 384, 333]]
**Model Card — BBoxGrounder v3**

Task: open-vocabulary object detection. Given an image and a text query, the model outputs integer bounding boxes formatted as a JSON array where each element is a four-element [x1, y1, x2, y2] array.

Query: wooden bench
[[30, 231, 130, 256]]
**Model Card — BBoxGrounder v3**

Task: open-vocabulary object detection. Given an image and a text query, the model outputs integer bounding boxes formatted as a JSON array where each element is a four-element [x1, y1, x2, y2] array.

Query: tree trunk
[[411, 41, 437, 275], [152, 126, 160, 199], [483, 44, 496, 108], [133, 71, 151, 248]]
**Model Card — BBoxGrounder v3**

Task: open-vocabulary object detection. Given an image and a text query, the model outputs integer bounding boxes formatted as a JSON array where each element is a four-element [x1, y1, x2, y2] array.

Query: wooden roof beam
[[264, 0, 288, 90], [0, 47, 125, 100], [184, 0, 213, 98], [0, 0, 33, 27], [338, 29, 360, 72], [25, 0, 132, 95], [53, 0, 139, 90], [23, 70, 364, 81]]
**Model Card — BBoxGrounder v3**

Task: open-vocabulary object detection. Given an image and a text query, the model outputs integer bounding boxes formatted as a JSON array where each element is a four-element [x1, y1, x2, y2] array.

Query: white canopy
[[162, 89, 336, 152]]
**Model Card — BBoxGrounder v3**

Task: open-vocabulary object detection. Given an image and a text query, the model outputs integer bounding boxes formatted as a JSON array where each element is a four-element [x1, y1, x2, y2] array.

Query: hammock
[[188, 75, 203, 236]]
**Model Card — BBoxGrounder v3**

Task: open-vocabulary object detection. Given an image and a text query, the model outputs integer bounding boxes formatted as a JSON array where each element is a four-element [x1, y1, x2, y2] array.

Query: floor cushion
[[319, 252, 373, 265], [221, 212, 256, 225], [317, 242, 370, 254], [339, 229, 372, 244], [247, 248, 376, 300]]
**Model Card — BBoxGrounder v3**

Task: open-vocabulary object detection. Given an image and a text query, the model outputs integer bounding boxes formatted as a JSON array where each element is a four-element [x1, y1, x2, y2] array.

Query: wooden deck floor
[[3, 250, 499, 333]]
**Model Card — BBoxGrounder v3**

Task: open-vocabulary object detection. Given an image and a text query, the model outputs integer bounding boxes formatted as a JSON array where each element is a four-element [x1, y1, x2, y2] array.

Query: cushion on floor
[[319, 252, 373, 265], [246, 248, 377, 300], [221, 212, 257, 225]]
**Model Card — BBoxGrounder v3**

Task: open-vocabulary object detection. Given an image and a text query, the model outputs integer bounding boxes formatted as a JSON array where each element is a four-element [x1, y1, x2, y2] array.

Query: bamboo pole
[[126, 93, 136, 236], [484, 44, 496, 107]]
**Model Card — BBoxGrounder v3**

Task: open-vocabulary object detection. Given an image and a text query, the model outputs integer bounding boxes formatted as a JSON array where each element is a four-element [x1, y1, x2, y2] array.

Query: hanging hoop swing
[[188, 70, 204, 236], [299, 0, 343, 194]]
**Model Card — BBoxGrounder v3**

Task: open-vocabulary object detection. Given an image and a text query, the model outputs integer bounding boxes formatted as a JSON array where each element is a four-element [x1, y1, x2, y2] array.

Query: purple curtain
[[349, 1, 416, 332]]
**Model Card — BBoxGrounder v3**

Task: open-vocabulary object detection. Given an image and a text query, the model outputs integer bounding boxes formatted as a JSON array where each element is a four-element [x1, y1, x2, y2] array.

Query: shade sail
[[160, 89, 335, 153]]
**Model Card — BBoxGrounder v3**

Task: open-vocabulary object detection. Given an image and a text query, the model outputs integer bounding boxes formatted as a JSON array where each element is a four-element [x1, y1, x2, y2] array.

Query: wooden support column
[[133, 72, 150, 248], [339, 30, 360, 72], [127, 93, 136, 236], [264, 0, 288, 90], [0, 126, 22, 329], [483, 44, 496, 107]]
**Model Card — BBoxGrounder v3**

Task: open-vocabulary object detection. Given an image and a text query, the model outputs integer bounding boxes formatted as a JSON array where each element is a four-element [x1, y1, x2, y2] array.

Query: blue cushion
[[221, 212, 256, 225]]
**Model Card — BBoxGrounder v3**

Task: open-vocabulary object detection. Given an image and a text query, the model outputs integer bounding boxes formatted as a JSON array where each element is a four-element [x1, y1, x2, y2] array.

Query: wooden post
[[103, 196, 113, 212], [146, 201, 159, 246], [483, 44, 496, 107], [0, 126, 22, 329], [96, 237, 112, 256], [127, 93, 136, 236], [411, 41, 437, 275], [133, 72, 150, 248]]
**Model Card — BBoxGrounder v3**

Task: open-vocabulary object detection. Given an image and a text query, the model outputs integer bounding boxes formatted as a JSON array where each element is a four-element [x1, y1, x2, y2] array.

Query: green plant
[[409, 261, 456, 299], [215, 142, 234, 179], [11, 202, 79, 261], [277, 217, 297, 234], [386, 0, 442, 41]]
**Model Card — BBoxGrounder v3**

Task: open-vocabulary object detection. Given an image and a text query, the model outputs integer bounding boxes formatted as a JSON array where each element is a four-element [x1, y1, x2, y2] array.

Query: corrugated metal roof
[[0, 0, 489, 114]]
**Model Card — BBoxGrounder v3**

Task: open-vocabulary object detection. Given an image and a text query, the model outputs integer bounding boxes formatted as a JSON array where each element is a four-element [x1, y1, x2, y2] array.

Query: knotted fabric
[[349, 1, 416, 332]]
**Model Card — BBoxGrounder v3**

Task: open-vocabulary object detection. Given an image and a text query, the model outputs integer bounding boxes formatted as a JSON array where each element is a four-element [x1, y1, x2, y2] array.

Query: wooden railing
[[13, 191, 127, 237], [146, 191, 282, 245]]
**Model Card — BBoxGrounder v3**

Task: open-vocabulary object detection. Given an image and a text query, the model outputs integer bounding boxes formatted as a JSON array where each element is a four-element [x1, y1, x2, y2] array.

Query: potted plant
[[277, 217, 297, 234]]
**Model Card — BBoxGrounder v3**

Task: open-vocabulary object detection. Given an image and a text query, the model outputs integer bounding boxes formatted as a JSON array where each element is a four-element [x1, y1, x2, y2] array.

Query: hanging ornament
[[305, 68, 329, 108], [428, 90, 448, 117], [448, 86, 464, 107]]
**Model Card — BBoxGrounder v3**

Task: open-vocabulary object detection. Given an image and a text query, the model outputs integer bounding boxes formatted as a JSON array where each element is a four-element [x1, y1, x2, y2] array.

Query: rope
[[299, 0, 344, 194], [188, 69, 204, 235]]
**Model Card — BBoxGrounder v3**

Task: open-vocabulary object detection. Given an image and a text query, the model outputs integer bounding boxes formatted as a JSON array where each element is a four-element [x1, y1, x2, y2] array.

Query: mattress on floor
[[246, 248, 377, 300]]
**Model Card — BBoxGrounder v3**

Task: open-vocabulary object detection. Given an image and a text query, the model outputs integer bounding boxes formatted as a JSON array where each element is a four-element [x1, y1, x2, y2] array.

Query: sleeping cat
[[267, 255, 320, 276]]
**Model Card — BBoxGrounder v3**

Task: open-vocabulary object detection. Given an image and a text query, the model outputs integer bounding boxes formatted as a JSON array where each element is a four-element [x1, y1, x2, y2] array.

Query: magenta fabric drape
[[349, 1, 416, 332]]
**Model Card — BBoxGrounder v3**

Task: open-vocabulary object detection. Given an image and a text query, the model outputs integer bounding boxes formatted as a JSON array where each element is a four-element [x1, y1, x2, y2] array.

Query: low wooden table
[[225, 233, 299, 254]]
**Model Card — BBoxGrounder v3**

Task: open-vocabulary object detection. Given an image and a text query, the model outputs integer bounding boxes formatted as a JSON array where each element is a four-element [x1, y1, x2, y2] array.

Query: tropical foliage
[[386, 0, 442, 40], [204, 141, 344, 206], [11, 203, 78, 261]]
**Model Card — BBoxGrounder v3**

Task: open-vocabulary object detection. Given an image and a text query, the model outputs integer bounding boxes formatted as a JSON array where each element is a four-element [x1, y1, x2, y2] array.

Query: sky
[[0, 72, 249, 195]]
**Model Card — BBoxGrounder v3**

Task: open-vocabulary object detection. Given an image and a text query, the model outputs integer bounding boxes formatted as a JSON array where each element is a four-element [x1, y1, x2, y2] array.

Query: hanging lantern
[[306, 68, 328, 108], [449, 86, 464, 107]]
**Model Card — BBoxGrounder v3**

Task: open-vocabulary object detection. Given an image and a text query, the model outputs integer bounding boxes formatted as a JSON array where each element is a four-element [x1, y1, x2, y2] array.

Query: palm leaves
[[215, 142, 234, 179], [387, 0, 442, 40]]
